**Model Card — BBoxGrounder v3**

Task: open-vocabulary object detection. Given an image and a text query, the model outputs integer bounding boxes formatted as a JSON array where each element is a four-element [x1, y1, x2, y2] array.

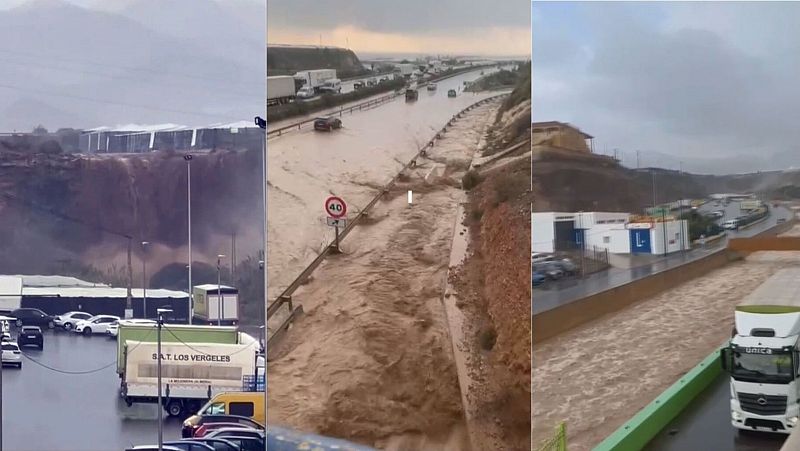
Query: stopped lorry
[[722, 268, 800, 434], [117, 323, 263, 417]]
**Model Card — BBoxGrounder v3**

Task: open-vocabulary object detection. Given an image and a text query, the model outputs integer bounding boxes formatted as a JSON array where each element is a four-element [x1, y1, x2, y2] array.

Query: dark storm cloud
[[533, 2, 800, 174], [267, 0, 530, 33]]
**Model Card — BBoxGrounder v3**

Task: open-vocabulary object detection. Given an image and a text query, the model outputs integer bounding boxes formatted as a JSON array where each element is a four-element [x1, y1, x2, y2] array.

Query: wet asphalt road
[[646, 373, 786, 451], [2, 328, 181, 451]]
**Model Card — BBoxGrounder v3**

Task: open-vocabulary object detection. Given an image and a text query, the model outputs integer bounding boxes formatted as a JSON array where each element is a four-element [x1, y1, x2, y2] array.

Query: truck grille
[[738, 393, 787, 416]]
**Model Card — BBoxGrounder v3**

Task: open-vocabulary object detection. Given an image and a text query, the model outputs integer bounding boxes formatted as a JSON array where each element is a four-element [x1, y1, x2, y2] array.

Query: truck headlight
[[732, 410, 743, 421], [789, 416, 799, 427]]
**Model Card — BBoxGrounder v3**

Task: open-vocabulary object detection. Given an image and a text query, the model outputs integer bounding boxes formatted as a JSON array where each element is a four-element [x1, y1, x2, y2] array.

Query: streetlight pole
[[184, 154, 193, 324], [217, 254, 226, 326], [156, 308, 172, 451], [142, 241, 149, 319]]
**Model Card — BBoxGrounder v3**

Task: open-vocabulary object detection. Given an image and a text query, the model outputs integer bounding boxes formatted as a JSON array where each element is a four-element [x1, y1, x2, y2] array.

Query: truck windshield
[[732, 350, 794, 384]]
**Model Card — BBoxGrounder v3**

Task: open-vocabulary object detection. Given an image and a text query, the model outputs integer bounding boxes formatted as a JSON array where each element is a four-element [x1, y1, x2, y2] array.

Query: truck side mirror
[[721, 347, 732, 372]]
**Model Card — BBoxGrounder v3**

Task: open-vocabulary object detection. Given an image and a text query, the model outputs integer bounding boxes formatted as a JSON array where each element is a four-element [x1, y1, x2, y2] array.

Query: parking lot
[[2, 328, 182, 451]]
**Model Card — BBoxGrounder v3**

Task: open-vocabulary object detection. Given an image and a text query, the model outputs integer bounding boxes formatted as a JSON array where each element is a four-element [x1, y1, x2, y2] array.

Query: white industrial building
[[532, 211, 690, 256]]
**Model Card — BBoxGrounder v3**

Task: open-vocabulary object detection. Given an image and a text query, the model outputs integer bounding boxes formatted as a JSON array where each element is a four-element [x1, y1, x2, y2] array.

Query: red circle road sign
[[325, 196, 347, 218]]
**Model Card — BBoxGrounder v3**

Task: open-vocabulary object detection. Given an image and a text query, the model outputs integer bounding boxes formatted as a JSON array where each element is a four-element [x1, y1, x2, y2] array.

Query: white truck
[[396, 64, 415, 78], [722, 268, 800, 434], [120, 339, 263, 417], [293, 69, 336, 93], [267, 76, 296, 106]]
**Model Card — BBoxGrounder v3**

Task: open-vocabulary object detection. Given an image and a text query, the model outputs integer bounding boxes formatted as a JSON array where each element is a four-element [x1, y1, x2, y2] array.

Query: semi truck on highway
[[120, 339, 263, 417], [721, 268, 800, 434], [267, 76, 296, 106], [293, 69, 336, 93]]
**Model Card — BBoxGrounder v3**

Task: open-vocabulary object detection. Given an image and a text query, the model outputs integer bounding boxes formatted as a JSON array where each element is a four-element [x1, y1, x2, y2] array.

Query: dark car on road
[[532, 271, 547, 287], [313, 116, 342, 131], [10, 308, 54, 329], [18, 326, 43, 349]]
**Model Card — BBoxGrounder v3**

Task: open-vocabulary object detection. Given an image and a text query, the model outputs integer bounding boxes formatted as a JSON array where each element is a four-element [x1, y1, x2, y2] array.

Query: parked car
[[74, 314, 120, 336], [17, 326, 43, 349], [54, 311, 92, 331], [427, 83, 437, 91], [353, 81, 364, 90], [125, 447, 184, 451], [181, 438, 239, 451], [107, 319, 156, 338], [161, 441, 215, 451], [9, 308, 54, 329], [1, 320, 10, 341], [213, 436, 263, 451], [531, 252, 555, 264], [295, 85, 315, 99], [540, 262, 565, 280], [192, 422, 258, 439], [1, 341, 22, 368], [532, 271, 547, 287], [205, 428, 265, 440], [313, 117, 342, 131], [182, 415, 264, 439], [367, 78, 377, 86], [557, 258, 578, 275]]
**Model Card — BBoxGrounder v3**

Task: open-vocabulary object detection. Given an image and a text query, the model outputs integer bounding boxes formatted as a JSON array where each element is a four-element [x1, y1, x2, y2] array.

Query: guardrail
[[267, 91, 400, 137], [266, 93, 509, 358], [594, 346, 723, 451]]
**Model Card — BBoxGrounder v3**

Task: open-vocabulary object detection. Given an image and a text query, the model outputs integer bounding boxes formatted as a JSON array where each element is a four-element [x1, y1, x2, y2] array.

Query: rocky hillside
[[267, 45, 368, 79]]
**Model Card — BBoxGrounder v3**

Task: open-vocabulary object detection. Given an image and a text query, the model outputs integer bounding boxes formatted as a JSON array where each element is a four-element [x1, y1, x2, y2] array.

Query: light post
[[184, 154, 193, 324], [142, 241, 149, 319], [217, 254, 226, 326], [156, 307, 172, 451], [0, 315, 14, 451]]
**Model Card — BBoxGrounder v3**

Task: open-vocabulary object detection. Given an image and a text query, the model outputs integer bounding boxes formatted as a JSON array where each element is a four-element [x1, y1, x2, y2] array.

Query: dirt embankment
[[450, 86, 532, 449], [267, 45, 369, 79], [0, 149, 263, 283]]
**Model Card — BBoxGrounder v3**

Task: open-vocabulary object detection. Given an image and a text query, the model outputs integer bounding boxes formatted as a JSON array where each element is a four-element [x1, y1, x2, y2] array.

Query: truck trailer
[[722, 268, 800, 434], [193, 285, 239, 325], [267, 76, 296, 106], [293, 69, 336, 93], [120, 339, 263, 417]]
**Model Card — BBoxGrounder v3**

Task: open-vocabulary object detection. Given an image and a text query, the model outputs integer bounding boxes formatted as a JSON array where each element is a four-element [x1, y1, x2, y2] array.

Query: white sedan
[[54, 311, 93, 331], [106, 319, 156, 338], [74, 315, 120, 336]]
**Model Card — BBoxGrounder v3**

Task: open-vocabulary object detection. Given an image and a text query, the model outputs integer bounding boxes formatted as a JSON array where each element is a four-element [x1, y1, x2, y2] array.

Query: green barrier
[[593, 346, 723, 451]]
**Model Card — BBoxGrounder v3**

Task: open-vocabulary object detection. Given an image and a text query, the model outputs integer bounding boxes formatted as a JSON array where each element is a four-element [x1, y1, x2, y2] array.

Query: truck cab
[[722, 269, 800, 434]]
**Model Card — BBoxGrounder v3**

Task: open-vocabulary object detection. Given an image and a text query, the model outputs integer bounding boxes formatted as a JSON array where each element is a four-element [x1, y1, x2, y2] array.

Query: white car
[[296, 86, 315, 99], [106, 319, 156, 338], [54, 311, 93, 331], [1, 341, 22, 368], [74, 315, 120, 336]]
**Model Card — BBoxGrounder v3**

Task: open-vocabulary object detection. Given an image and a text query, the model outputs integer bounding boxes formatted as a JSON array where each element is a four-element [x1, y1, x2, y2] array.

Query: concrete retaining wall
[[593, 347, 723, 451], [532, 250, 736, 343]]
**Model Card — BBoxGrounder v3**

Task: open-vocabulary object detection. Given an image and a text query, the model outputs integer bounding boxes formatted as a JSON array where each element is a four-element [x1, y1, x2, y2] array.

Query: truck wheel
[[83, 327, 92, 336], [166, 400, 184, 417]]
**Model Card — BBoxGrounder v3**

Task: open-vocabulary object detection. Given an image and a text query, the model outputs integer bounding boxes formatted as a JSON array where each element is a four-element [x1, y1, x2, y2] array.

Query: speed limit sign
[[325, 196, 347, 218]]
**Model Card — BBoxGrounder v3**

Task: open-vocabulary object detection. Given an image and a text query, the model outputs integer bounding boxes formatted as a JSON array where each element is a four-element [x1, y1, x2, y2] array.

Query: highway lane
[[266, 68, 507, 300], [533, 204, 793, 315], [646, 373, 786, 451]]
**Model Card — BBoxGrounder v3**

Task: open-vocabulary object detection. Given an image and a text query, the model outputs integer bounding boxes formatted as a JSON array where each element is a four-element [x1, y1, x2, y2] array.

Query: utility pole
[[156, 308, 172, 451], [127, 236, 133, 312], [652, 171, 657, 211], [636, 150, 640, 169], [662, 210, 668, 257], [184, 154, 193, 325], [217, 254, 226, 326], [255, 115, 268, 441], [231, 233, 236, 286], [142, 241, 149, 319]]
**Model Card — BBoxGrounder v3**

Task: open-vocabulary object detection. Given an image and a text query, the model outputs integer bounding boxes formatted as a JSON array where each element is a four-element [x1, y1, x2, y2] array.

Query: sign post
[[325, 196, 347, 253]]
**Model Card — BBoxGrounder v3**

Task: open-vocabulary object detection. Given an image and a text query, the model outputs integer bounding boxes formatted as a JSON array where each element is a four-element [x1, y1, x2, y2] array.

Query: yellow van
[[183, 392, 265, 434]]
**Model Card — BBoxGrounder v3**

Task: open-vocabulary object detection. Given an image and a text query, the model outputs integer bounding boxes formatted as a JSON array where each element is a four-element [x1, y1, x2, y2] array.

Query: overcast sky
[[268, 0, 530, 57], [533, 2, 800, 174]]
